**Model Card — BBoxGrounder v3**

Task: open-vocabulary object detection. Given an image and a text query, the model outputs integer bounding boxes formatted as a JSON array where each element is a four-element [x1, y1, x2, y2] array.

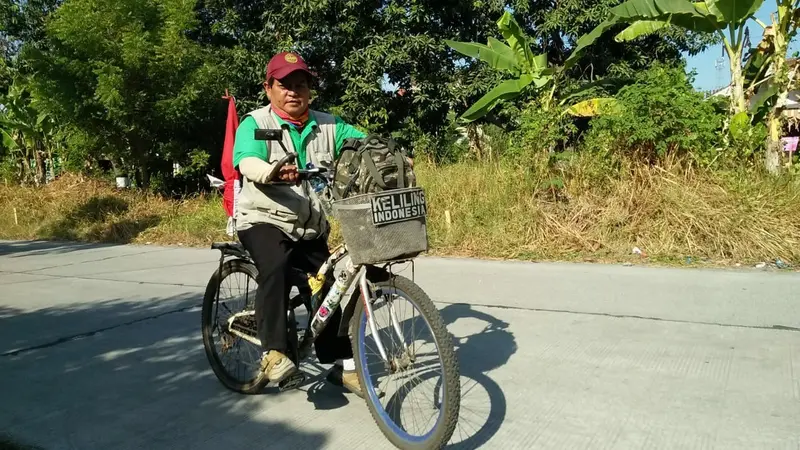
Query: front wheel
[[350, 275, 460, 450]]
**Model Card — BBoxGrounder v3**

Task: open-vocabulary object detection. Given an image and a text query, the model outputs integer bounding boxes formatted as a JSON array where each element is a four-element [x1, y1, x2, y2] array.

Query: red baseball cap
[[266, 52, 313, 81]]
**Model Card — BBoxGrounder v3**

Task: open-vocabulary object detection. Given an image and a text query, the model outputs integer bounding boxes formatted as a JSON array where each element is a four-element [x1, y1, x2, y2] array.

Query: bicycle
[[201, 128, 461, 449]]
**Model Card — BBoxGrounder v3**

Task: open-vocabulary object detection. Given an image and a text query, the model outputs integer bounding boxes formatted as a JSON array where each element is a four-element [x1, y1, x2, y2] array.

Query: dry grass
[[416, 154, 800, 266], [0, 174, 230, 246], [1, 156, 799, 267]]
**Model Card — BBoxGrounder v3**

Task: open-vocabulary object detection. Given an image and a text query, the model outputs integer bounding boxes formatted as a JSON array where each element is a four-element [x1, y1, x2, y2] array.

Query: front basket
[[331, 187, 429, 266]]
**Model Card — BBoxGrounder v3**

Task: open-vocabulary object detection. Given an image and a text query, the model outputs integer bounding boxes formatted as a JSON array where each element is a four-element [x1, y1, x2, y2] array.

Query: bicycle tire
[[350, 274, 460, 450], [201, 259, 267, 395]]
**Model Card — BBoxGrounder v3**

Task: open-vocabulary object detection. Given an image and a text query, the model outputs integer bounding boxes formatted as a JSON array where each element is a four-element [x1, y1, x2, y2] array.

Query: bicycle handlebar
[[264, 157, 330, 186], [266, 152, 299, 182], [254, 129, 331, 186], [298, 167, 328, 176]]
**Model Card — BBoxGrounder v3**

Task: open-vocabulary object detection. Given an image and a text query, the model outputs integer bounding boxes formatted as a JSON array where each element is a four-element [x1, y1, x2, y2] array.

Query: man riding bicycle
[[233, 51, 366, 395]]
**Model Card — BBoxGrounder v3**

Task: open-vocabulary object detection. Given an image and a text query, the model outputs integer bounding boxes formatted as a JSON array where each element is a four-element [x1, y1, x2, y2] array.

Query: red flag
[[221, 95, 239, 218]]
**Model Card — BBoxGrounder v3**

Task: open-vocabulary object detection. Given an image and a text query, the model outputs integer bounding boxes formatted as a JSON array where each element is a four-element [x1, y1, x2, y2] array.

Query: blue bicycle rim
[[358, 298, 444, 444]]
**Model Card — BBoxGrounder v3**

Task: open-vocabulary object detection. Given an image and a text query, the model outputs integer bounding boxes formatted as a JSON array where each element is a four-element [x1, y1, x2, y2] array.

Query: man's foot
[[261, 350, 297, 383], [326, 364, 364, 398]]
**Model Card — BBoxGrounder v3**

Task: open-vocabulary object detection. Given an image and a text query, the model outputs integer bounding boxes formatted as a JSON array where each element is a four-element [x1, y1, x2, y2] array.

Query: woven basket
[[331, 187, 429, 265]]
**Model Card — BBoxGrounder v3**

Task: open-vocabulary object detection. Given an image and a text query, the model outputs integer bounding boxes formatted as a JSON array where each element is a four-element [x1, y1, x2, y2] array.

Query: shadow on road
[[0, 288, 516, 449], [0, 240, 120, 258], [0, 296, 329, 449], [282, 300, 516, 448], [440, 303, 516, 449], [0, 296, 202, 356], [0, 433, 43, 450], [0, 241, 186, 280]]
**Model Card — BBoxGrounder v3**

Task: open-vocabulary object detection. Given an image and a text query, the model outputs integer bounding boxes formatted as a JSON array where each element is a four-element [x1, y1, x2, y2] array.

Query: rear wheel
[[201, 259, 267, 394], [351, 275, 460, 450]]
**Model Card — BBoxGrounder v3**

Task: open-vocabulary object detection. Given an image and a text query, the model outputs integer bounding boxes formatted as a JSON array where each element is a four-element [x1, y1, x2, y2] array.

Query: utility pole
[[714, 57, 725, 92]]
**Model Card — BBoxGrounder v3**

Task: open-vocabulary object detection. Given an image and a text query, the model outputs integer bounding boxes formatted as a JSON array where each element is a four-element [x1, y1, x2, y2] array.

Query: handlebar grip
[[266, 152, 298, 182]]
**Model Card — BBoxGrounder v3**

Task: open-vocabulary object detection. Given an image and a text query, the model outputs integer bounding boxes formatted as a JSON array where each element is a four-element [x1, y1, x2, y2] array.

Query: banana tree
[[742, 0, 800, 173], [447, 11, 633, 125], [563, 97, 623, 117], [0, 76, 57, 185], [445, 12, 555, 123], [0, 116, 41, 185], [565, 0, 764, 115]]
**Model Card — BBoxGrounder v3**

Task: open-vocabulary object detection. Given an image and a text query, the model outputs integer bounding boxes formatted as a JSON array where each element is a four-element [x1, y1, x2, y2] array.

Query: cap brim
[[271, 66, 314, 81]]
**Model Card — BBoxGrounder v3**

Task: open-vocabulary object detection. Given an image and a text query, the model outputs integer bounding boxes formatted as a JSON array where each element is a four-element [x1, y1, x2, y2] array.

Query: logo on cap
[[284, 53, 298, 64]]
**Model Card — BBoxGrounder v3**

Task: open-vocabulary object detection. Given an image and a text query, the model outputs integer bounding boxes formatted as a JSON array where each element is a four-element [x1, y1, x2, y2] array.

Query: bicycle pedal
[[278, 371, 306, 392], [297, 343, 314, 360]]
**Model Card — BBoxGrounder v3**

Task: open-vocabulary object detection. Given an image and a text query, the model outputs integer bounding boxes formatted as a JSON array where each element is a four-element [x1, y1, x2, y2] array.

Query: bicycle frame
[[301, 244, 391, 363], [216, 240, 393, 364]]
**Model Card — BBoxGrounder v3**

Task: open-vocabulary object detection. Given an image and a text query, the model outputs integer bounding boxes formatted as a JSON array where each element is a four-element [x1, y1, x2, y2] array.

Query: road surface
[[0, 240, 798, 449]]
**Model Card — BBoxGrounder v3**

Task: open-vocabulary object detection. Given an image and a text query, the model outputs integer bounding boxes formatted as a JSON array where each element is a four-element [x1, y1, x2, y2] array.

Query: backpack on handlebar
[[331, 134, 415, 200]]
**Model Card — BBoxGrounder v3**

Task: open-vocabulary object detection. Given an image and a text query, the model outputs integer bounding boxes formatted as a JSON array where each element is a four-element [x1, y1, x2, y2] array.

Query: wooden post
[[13, 207, 18, 226], [445, 210, 452, 233]]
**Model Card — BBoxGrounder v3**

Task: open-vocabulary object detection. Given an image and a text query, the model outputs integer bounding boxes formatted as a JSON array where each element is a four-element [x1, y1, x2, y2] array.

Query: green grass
[[2, 155, 799, 267]]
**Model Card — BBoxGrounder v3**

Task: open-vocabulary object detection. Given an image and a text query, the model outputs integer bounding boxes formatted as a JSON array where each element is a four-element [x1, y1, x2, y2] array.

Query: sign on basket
[[371, 190, 427, 226]]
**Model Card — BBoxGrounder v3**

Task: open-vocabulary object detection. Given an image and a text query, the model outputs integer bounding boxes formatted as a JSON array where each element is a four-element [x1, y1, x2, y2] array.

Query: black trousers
[[237, 223, 353, 364]]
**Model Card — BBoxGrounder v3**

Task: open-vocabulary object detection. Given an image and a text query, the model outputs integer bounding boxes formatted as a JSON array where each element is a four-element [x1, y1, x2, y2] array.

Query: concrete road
[[0, 240, 798, 449]]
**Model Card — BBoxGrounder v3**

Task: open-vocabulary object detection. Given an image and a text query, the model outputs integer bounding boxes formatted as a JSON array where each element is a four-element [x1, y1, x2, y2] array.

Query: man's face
[[265, 71, 311, 117]]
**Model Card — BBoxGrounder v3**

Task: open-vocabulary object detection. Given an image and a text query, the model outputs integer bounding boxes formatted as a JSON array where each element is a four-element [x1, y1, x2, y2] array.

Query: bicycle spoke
[[360, 289, 448, 440], [208, 267, 261, 386]]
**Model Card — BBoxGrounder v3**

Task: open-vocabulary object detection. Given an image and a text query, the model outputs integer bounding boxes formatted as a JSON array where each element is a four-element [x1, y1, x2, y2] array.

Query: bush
[[407, 112, 470, 164], [727, 111, 769, 165], [583, 65, 726, 164], [508, 102, 577, 161], [0, 156, 22, 185]]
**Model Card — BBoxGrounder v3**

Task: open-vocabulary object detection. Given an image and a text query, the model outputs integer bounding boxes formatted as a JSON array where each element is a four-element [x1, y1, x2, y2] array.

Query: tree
[[7, 0, 719, 178], [516, 0, 716, 75], [0, 0, 62, 60], [192, 0, 516, 140], [446, 11, 635, 125], [24, 0, 229, 187], [191, 0, 711, 144], [566, 0, 764, 115], [0, 0, 63, 105]]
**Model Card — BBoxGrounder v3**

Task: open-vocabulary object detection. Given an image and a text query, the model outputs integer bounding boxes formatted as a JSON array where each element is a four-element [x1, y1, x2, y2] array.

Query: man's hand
[[277, 164, 299, 183]]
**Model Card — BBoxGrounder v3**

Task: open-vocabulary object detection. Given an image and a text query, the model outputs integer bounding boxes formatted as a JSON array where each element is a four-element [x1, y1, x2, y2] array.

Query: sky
[[685, 2, 800, 92]]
